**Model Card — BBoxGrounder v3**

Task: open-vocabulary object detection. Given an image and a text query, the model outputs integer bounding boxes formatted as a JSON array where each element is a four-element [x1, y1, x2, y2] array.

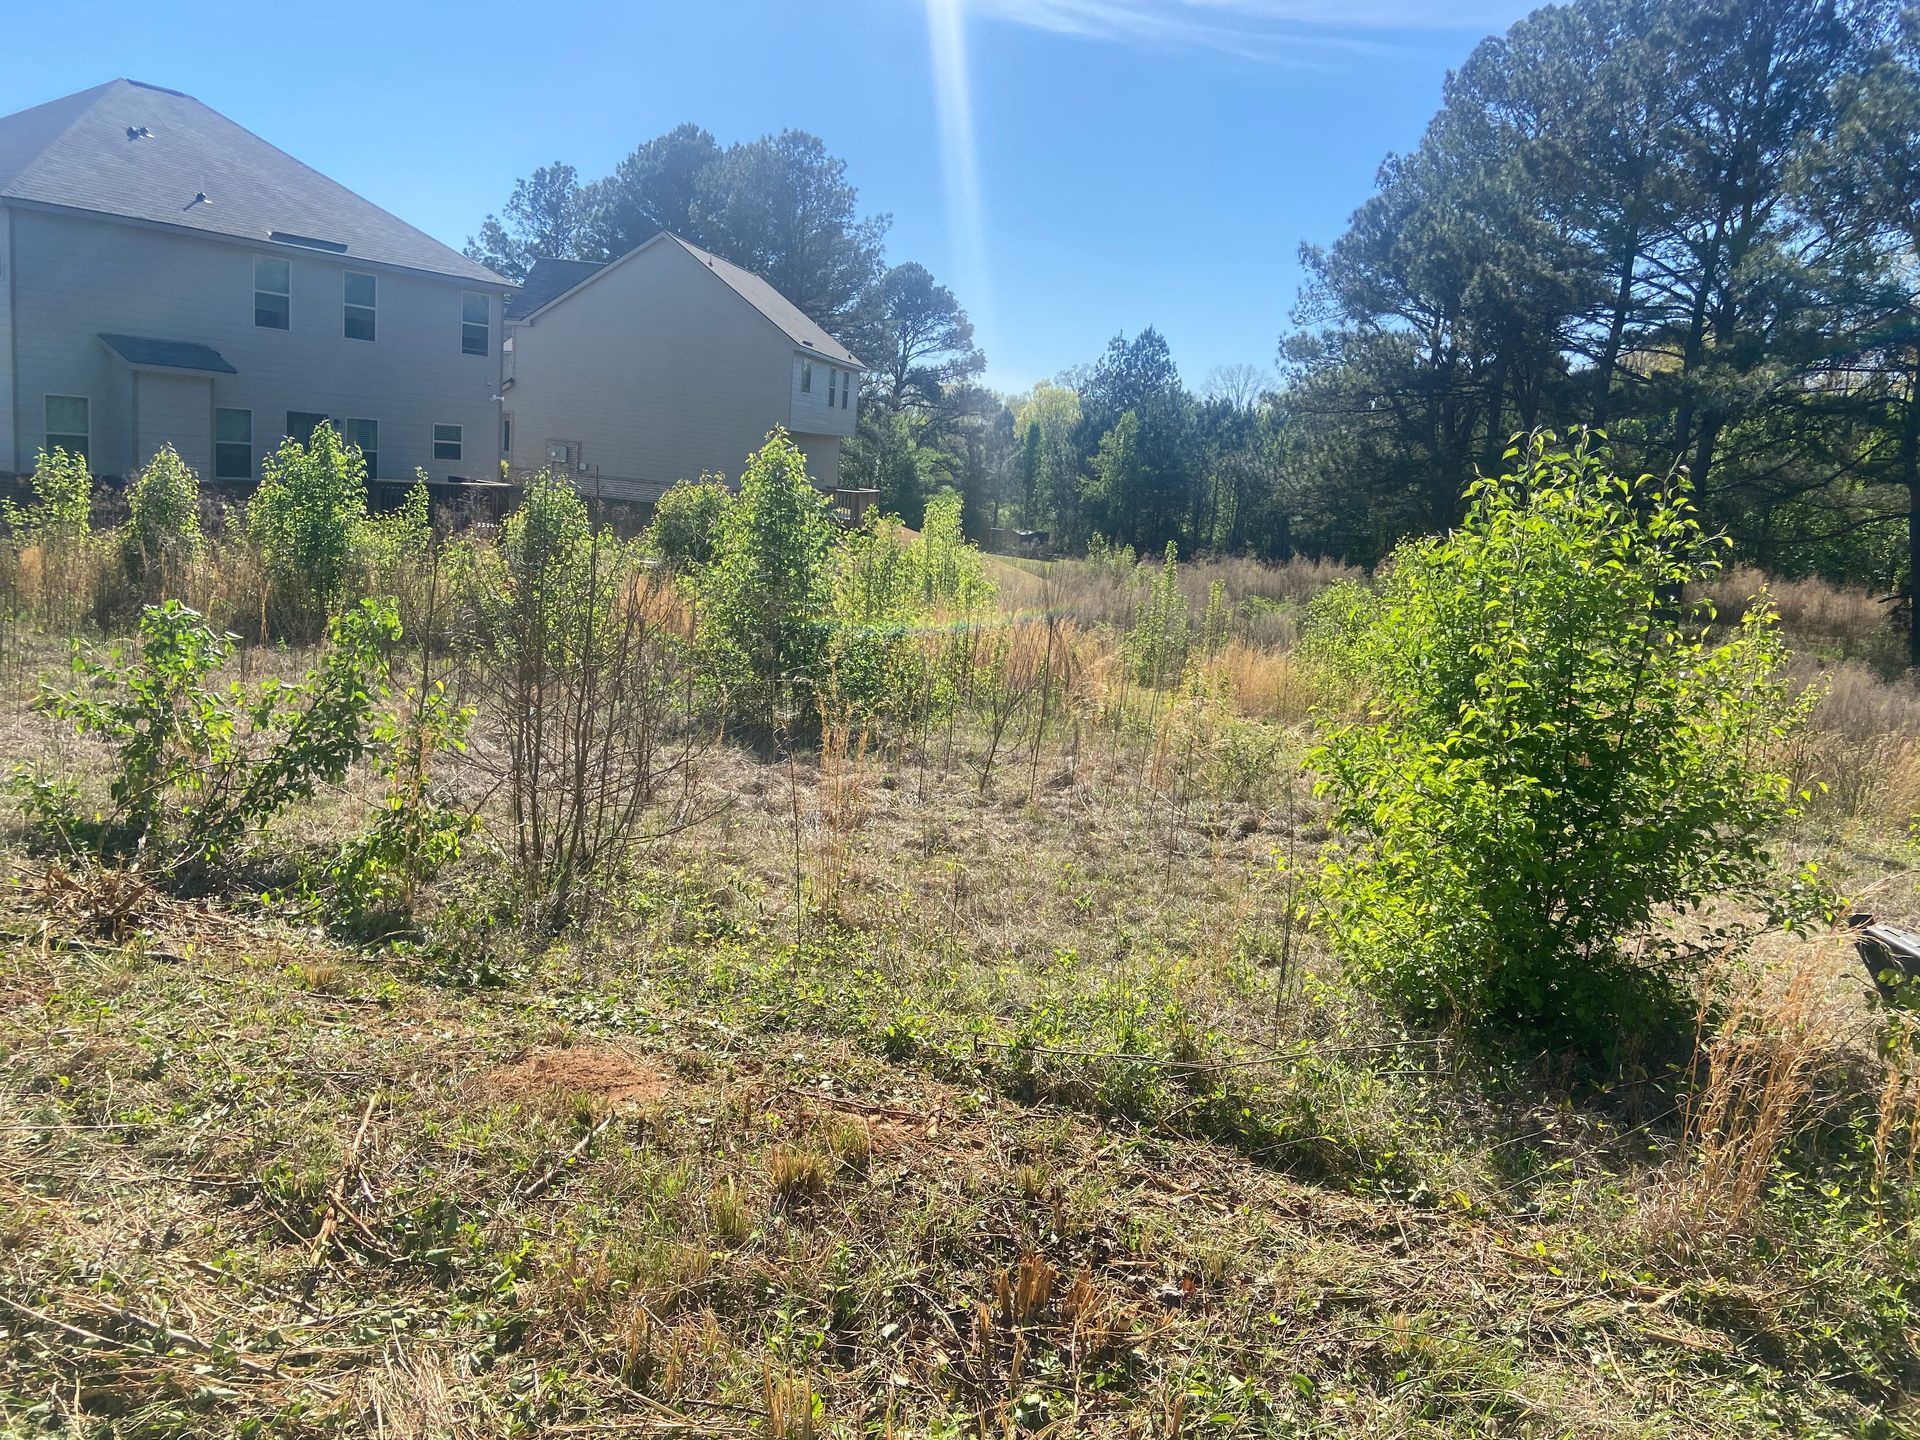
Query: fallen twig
[[518, 1112, 622, 1202]]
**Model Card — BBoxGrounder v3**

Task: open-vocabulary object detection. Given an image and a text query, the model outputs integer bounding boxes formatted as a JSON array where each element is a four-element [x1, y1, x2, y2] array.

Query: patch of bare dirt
[[481, 1046, 671, 1109]]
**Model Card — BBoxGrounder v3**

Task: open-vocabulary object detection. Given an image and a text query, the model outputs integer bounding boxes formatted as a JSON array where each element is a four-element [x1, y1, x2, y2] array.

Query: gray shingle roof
[[667, 235, 863, 369], [507, 256, 608, 320], [99, 333, 237, 373], [517, 232, 864, 370], [0, 79, 508, 286]]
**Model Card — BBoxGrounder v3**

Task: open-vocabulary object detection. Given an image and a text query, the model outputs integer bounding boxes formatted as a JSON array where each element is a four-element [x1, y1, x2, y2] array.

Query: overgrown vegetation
[[18, 597, 396, 885], [1, 429, 1916, 1435]]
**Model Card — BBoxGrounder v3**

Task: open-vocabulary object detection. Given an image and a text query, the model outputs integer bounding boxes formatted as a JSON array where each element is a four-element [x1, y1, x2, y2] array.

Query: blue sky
[[2, 0, 1534, 393]]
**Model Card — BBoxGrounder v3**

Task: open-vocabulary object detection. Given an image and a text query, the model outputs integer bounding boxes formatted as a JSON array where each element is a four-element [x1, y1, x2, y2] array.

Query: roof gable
[[520, 232, 864, 369], [0, 79, 508, 286], [668, 236, 863, 370]]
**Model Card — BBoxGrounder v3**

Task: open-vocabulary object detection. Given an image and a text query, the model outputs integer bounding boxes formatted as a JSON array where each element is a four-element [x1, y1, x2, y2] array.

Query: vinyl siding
[[789, 354, 857, 441], [790, 434, 843, 489], [506, 240, 833, 503], [5, 206, 503, 480], [134, 371, 212, 478]]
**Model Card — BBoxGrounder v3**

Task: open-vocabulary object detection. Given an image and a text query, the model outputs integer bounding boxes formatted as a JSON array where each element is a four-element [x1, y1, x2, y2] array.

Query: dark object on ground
[[1853, 919, 1920, 1005]]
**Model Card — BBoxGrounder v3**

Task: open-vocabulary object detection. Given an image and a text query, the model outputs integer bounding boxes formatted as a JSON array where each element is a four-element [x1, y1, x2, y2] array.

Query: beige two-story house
[[501, 233, 861, 503], [0, 80, 512, 485]]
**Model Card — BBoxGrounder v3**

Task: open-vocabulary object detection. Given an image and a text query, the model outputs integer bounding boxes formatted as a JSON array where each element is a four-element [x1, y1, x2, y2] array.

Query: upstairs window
[[461, 293, 489, 356], [45, 395, 89, 461], [255, 257, 290, 329], [828, 368, 837, 407], [800, 359, 813, 394], [343, 418, 378, 477], [433, 423, 463, 461], [214, 408, 252, 479], [344, 271, 376, 342], [843, 370, 851, 409]]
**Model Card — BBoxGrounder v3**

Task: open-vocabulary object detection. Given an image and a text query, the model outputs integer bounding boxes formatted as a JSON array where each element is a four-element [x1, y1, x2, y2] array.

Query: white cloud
[[960, 0, 1517, 63]]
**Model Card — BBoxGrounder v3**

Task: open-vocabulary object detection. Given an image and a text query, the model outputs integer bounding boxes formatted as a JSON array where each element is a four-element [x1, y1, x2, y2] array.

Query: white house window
[[461, 293, 489, 356], [828, 368, 837, 407], [800, 359, 812, 394], [344, 271, 376, 342], [502, 414, 513, 455], [45, 395, 89, 460], [433, 423, 463, 461], [255, 257, 291, 329], [343, 418, 378, 477], [214, 408, 252, 479], [843, 370, 850, 409]]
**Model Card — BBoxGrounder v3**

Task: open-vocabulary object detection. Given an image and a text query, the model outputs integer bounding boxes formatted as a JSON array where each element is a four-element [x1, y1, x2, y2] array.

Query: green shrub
[[358, 473, 432, 580], [4, 447, 92, 542], [1126, 541, 1189, 686], [833, 514, 918, 625], [501, 467, 591, 603], [908, 491, 992, 611], [1310, 431, 1816, 1049], [122, 444, 202, 583], [1297, 578, 1376, 672], [643, 475, 732, 571], [325, 678, 477, 932], [827, 514, 922, 722], [246, 423, 368, 627], [28, 597, 397, 880], [697, 430, 834, 732]]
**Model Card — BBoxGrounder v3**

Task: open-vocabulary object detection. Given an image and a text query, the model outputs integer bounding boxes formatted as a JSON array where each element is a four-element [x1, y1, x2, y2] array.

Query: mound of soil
[[482, 1046, 671, 1109]]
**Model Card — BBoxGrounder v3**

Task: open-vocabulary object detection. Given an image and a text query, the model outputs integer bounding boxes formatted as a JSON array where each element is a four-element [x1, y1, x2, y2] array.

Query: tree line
[[470, 0, 1920, 658]]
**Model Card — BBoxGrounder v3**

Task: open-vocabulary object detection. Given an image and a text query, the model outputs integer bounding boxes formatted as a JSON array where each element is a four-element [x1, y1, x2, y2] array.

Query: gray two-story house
[[502, 233, 861, 503], [0, 79, 511, 486]]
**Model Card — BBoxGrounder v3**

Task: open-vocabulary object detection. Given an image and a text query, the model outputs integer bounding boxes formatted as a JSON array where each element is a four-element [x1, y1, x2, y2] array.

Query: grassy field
[[2, 548, 1918, 1437]]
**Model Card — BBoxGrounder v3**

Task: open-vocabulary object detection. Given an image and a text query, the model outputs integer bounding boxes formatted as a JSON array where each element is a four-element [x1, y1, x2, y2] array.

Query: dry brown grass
[[1645, 944, 1867, 1243], [1784, 659, 1920, 828], [1214, 638, 1318, 723], [1873, 1033, 1920, 1210], [808, 707, 871, 916], [1174, 553, 1363, 611], [764, 1371, 820, 1440], [1701, 564, 1892, 647], [767, 1144, 829, 1209], [354, 1348, 472, 1440], [991, 552, 1360, 637]]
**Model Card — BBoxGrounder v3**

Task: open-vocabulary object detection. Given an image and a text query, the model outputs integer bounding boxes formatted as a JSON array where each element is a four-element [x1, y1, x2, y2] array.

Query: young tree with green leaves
[[697, 430, 835, 732], [122, 443, 202, 586], [1311, 432, 1816, 1051], [246, 423, 368, 628], [642, 475, 733, 572], [4, 447, 92, 543]]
